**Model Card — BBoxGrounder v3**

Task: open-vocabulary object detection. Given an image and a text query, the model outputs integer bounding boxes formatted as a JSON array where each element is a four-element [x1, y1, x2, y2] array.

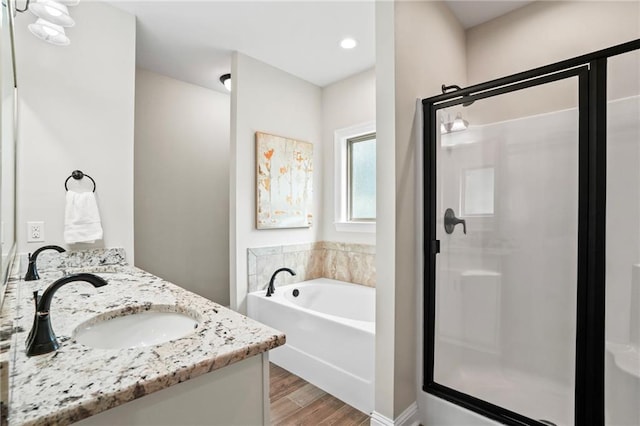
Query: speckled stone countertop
[[6, 252, 285, 426]]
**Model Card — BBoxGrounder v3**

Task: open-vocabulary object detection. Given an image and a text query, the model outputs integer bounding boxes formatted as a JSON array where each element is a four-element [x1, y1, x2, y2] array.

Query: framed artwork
[[256, 132, 313, 229]]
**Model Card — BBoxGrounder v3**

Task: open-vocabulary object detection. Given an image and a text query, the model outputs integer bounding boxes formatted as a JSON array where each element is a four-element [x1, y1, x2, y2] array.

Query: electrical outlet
[[27, 221, 45, 242]]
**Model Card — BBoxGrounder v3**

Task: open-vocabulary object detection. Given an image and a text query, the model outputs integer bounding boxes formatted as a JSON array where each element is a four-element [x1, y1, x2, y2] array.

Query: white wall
[[376, 0, 467, 421], [134, 69, 230, 304], [15, 3, 135, 261], [321, 68, 376, 245], [230, 53, 322, 313]]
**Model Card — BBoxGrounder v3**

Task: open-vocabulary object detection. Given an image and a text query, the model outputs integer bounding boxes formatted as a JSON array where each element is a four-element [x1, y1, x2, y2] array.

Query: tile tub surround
[[247, 241, 376, 292], [7, 265, 285, 425]]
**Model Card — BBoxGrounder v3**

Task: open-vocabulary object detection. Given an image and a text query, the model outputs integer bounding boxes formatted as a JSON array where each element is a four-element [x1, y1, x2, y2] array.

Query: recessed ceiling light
[[340, 38, 357, 49]]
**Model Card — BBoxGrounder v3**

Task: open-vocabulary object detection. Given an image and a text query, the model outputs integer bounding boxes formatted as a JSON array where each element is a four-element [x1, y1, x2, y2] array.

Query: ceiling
[[444, 1, 534, 29], [104, 1, 534, 94]]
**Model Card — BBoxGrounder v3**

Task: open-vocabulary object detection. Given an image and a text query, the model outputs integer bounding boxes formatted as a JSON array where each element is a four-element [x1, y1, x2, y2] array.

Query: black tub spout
[[266, 268, 296, 297]]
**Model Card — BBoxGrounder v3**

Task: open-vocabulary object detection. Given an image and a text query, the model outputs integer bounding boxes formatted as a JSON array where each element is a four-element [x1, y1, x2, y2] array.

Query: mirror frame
[[0, 0, 18, 306]]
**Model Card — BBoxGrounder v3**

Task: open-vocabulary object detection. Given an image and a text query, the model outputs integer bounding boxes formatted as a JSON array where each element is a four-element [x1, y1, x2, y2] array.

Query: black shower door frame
[[422, 39, 640, 426]]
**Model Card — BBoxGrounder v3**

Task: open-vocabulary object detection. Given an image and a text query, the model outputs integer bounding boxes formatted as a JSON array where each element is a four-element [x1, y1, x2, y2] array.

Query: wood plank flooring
[[270, 363, 370, 425]]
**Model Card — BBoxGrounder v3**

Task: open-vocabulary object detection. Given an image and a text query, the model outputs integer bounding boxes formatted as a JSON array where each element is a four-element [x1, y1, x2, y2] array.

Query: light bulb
[[44, 5, 62, 16], [450, 113, 469, 132], [29, 0, 75, 27], [340, 38, 357, 49], [28, 18, 70, 46]]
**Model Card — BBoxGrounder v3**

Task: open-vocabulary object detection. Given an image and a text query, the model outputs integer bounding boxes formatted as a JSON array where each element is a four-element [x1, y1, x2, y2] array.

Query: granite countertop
[[6, 252, 285, 426]]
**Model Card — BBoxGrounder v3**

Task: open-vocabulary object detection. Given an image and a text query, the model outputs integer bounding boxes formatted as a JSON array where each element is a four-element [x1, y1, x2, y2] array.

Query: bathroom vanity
[[2, 250, 285, 425]]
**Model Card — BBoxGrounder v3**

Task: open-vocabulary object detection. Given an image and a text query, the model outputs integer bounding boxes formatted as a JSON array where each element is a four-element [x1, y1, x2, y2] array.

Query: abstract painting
[[256, 132, 313, 229]]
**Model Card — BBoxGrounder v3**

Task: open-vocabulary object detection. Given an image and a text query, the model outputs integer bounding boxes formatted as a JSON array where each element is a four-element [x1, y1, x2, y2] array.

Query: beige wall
[[134, 69, 230, 304], [15, 3, 135, 260], [375, 1, 397, 419], [467, 1, 640, 84], [230, 53, 322, 313], [375, 0, 467, 420], [321, 68, 376, 245], [466, 1, 640, 124]]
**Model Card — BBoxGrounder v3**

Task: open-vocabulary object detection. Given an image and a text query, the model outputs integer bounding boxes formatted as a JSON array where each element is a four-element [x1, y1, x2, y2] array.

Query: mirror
[[0, 0, 17, 306]]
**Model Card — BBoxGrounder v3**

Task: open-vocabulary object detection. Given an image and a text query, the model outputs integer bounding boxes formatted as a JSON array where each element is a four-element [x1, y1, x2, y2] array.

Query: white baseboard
[[371, 402, 419, 426]]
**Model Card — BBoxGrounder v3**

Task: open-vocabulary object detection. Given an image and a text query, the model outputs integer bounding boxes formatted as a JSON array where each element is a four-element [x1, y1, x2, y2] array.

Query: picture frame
[[255, 132, 313, 229]]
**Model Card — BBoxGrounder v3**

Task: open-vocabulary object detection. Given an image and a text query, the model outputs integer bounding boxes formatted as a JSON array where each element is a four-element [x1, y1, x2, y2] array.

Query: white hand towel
[[64, 191, 103, 244]]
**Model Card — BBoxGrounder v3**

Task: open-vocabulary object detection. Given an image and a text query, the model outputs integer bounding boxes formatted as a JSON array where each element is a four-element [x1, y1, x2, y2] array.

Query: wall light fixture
[[28, 18, 69, 45], [441, 112, 469, 134], [29, 0, 74, 27], [15, 0, 78, 45]]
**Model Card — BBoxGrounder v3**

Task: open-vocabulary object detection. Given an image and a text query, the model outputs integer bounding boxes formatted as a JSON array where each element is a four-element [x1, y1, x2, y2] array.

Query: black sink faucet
[[26, 273, 107, 357], [25, 245, 66, 281], [265, 268, 296, 297]]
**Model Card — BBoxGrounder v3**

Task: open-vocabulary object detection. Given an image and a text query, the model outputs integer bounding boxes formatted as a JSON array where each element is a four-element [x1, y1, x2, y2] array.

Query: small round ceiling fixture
[[340, 38, 357, 49], [220, 73, 231, 91]]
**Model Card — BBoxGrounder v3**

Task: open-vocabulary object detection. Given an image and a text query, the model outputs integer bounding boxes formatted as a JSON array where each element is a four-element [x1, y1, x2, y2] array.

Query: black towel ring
[[64, 170, 96, 192]]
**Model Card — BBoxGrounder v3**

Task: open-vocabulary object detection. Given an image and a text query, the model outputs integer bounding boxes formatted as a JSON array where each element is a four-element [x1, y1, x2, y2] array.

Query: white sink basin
[[74, 311, 199, 349]]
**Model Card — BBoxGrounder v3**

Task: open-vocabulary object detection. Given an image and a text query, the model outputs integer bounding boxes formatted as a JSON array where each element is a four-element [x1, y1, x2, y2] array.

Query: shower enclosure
[[422, 39, 640, 426]]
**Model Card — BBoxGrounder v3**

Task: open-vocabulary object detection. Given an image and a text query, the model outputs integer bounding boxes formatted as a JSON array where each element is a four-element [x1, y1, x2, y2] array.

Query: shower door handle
[[444, 208, 466, 234]]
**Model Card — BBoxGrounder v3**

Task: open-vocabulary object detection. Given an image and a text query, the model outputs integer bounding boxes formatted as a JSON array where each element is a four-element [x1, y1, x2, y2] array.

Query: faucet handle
[[444, 208, 467, 235], [25, 291, 41, 346]]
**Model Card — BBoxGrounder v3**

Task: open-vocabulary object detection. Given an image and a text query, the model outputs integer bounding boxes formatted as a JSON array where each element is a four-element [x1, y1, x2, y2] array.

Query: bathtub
[[247, 278, 375, 414]]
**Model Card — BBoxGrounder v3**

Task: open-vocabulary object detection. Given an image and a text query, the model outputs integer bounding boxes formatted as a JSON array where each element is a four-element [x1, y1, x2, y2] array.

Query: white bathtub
[[247, 278, 375, 414]]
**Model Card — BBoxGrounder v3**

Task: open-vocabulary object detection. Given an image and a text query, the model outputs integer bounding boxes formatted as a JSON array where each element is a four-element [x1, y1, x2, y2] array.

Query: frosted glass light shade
[[56, 0, 79, 5], [450, 113, 469, 132], [30, 0, 75, 27], [28, 19, 70, 46], [440, 120, 448, 134]]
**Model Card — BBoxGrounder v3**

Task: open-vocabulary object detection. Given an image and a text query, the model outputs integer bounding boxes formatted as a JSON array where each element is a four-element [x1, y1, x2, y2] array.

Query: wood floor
[[269, 363, 370, 425]]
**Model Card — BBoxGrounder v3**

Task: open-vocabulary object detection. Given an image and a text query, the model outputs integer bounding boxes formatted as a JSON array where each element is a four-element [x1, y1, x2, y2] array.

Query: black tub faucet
[[26, 273, 107, 357], [266, 268, 296, 297], [25, 245, 66, 281]]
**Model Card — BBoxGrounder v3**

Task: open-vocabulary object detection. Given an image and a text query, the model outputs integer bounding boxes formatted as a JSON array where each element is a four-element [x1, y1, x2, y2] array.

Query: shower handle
[[444, 208, 466, 234]]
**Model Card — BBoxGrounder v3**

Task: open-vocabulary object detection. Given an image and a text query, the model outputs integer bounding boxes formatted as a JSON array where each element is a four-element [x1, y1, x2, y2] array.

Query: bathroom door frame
[[422, 38, 640, 426]]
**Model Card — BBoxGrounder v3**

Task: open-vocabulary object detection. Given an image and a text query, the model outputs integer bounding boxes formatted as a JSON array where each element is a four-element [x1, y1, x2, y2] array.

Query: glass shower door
[[428, 69, 587, 426]]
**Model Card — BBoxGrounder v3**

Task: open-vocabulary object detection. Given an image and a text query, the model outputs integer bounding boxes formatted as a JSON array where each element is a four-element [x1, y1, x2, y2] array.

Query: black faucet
[[25, 245, 66, 281], [265, 268, 296, 297], [26, 273, 108, 357]]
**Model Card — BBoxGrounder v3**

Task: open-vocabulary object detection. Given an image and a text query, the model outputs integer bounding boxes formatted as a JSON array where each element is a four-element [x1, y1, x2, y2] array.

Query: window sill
[[334, 221, 376, 233]]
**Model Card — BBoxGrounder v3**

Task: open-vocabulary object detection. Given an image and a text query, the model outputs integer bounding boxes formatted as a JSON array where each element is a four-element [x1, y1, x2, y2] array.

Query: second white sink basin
[[74, 310, 199, 349]]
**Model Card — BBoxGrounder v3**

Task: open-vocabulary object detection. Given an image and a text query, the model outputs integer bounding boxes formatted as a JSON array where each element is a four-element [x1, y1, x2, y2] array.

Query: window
[[348, 133, 376, 221], [334, 122, 376, 232]]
